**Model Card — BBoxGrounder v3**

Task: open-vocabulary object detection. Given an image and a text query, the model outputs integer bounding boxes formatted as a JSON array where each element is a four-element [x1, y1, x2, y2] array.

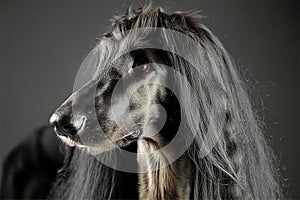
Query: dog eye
[[128, 49, 150, 74], [128, 60, 149, 74]]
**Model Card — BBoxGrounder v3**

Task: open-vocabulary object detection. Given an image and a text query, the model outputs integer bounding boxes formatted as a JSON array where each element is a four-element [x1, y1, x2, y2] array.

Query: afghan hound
[[2, 5, 282, 200]]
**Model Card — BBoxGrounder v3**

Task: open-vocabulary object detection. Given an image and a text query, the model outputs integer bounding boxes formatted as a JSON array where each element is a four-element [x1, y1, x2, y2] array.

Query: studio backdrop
[[0, 0, 298, 198]]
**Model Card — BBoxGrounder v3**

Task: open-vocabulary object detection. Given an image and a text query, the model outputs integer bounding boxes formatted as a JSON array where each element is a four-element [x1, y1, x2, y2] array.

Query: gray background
[[0, 0, 299, 198]]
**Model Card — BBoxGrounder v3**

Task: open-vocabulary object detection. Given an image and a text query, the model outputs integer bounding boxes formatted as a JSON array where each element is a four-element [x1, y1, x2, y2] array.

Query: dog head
[[49, 8, 194, 155]]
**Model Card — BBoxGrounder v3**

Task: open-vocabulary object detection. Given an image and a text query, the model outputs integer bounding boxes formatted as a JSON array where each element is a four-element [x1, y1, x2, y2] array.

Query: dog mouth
[[121, 129, 142, 140], [56, 129, 142, 148]]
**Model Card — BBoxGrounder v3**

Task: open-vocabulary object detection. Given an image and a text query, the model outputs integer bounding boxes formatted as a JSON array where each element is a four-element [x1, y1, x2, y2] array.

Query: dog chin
[[56, 135, 106, 155], [56, 134, 122, 156], [57, 135, 87, 148]]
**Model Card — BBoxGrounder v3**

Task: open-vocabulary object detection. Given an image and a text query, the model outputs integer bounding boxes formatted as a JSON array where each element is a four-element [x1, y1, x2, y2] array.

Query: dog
[[1, 5, 282, 199]]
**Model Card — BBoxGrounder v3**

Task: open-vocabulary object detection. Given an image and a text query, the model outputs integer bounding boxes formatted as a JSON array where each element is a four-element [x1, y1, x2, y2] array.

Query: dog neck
[[137, 139, 192, 200]]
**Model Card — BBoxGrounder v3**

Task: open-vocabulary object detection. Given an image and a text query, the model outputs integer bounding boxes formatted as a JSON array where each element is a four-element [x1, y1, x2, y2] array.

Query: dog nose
[[49, 113, 78, 137]]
